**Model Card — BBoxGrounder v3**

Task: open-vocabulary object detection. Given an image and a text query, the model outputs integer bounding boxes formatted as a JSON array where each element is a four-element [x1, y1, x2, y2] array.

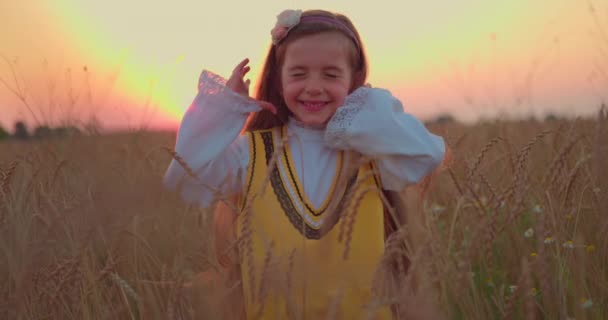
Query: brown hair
[[244, 9, 369, 131]]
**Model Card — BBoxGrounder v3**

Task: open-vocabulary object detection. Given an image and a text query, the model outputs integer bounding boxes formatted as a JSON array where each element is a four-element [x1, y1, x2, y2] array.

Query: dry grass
[[1, 112, 607, 319]]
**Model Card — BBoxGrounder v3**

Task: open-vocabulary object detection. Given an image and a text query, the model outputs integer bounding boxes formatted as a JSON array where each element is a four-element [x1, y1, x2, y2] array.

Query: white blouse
[[164, 70, 445, 208]]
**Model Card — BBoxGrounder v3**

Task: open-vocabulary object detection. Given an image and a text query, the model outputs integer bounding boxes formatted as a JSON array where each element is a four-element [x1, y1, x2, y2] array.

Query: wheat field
[[1, 110, 606, 319]]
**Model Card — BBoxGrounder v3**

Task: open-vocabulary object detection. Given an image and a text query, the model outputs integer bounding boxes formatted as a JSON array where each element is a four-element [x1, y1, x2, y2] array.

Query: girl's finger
[[242, 66, 251, 77], [258, 101, 277, 114], [245, 79, 251, 88], [233, 58, 249, 75]]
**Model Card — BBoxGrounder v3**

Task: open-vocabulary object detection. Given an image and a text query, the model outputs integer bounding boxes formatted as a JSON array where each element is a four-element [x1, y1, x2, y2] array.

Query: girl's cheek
[[335, 97, 347, 107], [289, 82, 306, 93], [331, 82, 350, 94]]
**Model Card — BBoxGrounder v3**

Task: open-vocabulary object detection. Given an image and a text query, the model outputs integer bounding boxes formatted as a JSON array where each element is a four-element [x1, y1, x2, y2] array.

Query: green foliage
[[33, 125, 52, 138], [0, 126, 9, 140]]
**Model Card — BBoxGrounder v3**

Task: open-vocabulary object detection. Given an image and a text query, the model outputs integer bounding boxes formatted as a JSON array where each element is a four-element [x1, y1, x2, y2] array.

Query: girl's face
[[280, 32, 354, 126]]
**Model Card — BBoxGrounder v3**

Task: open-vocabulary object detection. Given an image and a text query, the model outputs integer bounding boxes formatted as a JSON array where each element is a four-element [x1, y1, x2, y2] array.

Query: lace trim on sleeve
[[324, 87, 369, 148], [197, 70, 261, 114]]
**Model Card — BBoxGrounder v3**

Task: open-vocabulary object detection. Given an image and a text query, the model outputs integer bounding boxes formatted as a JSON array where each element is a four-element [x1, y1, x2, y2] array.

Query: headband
[[270, 9, 360, 49]]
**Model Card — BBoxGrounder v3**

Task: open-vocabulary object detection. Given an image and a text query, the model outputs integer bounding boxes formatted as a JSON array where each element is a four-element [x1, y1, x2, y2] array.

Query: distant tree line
[[0, 121, 81, 141], [425, 113, 457, 126]]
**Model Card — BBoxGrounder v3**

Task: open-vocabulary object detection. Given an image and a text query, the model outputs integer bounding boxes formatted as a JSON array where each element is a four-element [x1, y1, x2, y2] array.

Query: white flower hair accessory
[[270, 9, 303, 45]]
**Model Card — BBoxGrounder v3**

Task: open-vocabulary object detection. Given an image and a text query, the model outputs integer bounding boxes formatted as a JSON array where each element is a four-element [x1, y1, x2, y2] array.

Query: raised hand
[[226, 58, 251, 97], [226, 58, 277, 114]]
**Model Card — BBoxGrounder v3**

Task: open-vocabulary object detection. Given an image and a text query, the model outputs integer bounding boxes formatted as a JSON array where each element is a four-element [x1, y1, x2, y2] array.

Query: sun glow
[[0, 0, 603, 130]]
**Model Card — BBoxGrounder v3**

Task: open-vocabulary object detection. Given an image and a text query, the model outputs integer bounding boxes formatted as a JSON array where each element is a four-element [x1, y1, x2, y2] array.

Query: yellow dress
[[236, 126, 392, 320]]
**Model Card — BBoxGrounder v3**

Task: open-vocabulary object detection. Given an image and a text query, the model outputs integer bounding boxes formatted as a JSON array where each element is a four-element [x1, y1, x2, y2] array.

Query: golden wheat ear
[[162, 146, 198, 179], [162, 146, 239, 213], [467, 137, 503, 182], [2, 161, 19, 196]]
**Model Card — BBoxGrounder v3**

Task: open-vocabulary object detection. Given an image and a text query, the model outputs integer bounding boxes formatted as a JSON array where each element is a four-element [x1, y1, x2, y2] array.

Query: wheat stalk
[[253, 241, 275, 320], [337, 170, 375, 242], [497, 130, 550, 205], [473, 130, 552, 260], [238, 206, 256, 302], [231, 136, 290, 306], [325, 152, 370, 239], [284, 248, 297, 319], [542, 133, 580, 189], [501, 264, 525, 320], [256, 133, 288, 200], [560, 154, 591, 207], [513, 130, 551, 195], [522, 258, 536, 320], [110, 273, 140, 302], [256, 240, 275, 304], [466, 137, 503, 183], [1, 160, 18, 196], [342, 185, 377, 260], [371, 227, 410, 315], [162, 146, 238, 213], [447, 167, 465, 198], [536, 192, 555, 319], [478, 172, 497, 203]]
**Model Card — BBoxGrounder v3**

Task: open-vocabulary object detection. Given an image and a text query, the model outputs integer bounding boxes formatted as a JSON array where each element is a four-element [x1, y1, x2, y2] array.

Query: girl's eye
[[326, 74, 338, 78], [292, 73, 305, 77]]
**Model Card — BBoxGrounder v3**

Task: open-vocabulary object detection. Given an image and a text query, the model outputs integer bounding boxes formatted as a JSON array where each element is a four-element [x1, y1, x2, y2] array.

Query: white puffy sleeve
[[163, 70, 261, 207], [324, 87, 445, 191]]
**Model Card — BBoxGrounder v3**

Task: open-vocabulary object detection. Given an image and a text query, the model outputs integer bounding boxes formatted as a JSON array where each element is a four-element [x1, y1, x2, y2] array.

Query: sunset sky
[[1, 0, 606, 132]]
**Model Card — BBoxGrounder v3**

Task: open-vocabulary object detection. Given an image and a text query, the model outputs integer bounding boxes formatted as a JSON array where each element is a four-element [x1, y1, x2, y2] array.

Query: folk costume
[[164, 70, 445, 319]]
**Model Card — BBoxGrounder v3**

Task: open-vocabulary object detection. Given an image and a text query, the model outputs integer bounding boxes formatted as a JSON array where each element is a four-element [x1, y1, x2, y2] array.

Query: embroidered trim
[[324, 87, 369, 147], [280, 127, 342, 216], [197, 70, 261, 114], [282, 146, 328, 215], [241, 132, 257, 211], [276, 152, 321, 224], [260, 130, 358, 239]]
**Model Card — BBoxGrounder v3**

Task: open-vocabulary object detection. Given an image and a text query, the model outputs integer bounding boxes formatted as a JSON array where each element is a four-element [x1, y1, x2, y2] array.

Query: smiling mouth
[[299, 100, 329, 112]]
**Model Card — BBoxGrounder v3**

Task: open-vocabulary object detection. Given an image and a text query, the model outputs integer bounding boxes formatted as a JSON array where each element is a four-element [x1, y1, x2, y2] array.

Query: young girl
[[164, 9, 445, 319]]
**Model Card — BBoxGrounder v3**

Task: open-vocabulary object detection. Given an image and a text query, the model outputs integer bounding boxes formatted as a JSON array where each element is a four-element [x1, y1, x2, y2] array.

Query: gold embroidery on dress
[[260, 130, 357, 239], [280, 126, 343, 216], [240, 131, 257, 211]]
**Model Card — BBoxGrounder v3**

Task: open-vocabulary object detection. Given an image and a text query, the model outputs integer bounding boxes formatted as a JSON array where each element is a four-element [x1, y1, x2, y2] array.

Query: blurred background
[[2, 2, 607, 319], [1, 0, 606, 133]]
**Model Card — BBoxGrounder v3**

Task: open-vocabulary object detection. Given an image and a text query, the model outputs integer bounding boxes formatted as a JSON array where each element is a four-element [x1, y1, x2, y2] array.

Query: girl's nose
[[305, 82, 323, 95], [306, 87, 322, 95]]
